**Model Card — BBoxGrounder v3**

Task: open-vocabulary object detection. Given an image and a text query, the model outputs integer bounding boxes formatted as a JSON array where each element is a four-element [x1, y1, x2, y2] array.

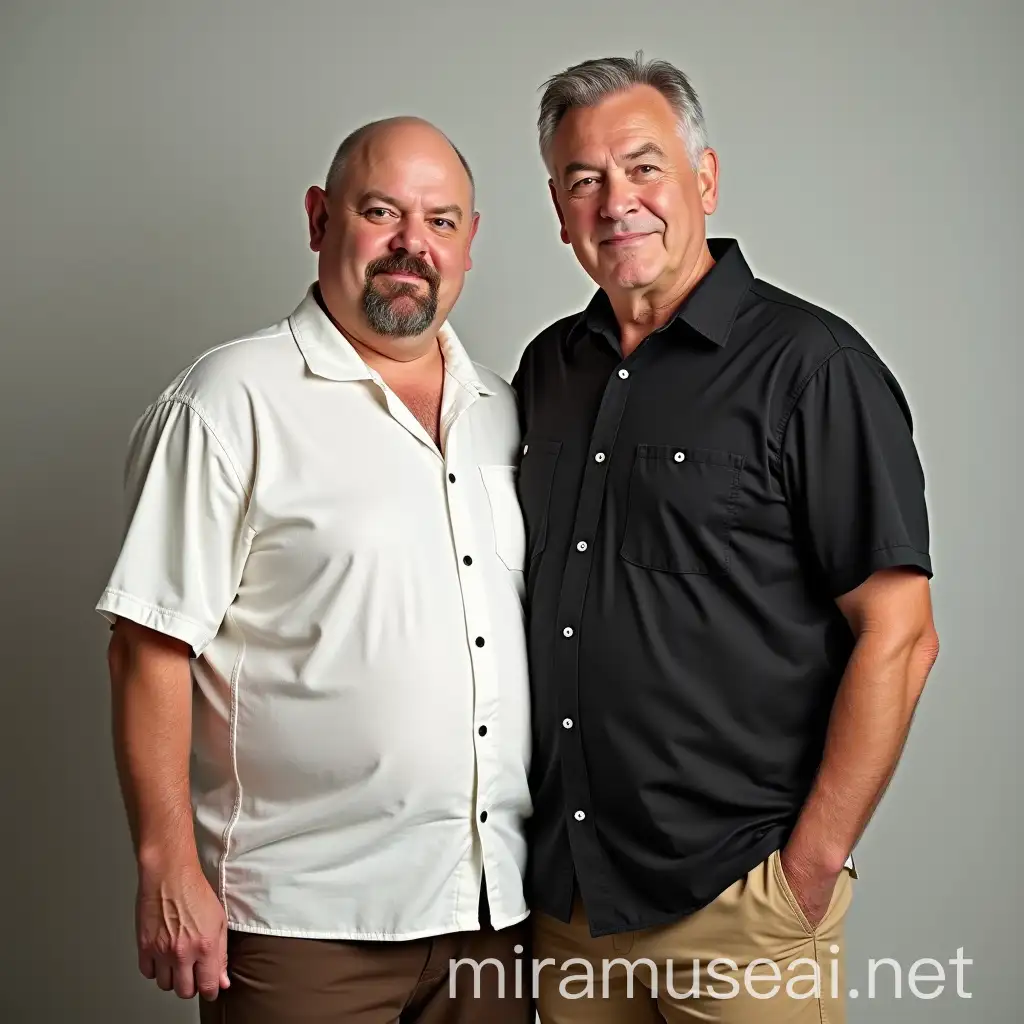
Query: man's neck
[[609, 243, 716, 358]]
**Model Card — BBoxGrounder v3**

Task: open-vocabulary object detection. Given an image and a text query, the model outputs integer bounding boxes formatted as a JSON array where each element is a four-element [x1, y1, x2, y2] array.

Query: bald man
[[97, 117, 534, 1023]]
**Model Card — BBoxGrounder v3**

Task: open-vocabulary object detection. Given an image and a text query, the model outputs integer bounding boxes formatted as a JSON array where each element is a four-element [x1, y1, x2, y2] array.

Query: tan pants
[[534, 850, 855, 1024]]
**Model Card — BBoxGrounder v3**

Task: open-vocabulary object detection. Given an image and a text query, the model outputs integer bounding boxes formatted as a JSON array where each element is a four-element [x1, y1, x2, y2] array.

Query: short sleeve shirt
[[97, 287, 533, 940], [511, 239, 932, 936]]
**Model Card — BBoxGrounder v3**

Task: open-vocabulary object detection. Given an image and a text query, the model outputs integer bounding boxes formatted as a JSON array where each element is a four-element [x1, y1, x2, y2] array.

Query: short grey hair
[[537, 52, 709, 172], [324, 117, 475, 204]]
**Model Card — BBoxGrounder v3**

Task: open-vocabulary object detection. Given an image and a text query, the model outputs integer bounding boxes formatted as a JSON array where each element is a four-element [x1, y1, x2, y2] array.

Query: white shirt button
[[562, 718, 573, 729], [595, 452, 605, 463], [523, 444, 529, 455], [674, 451, 686, 462], [618, 369, 629, 379], [574, 810, 586, 822], [562, 626, 574, 638], [576, 541, 587, 552]]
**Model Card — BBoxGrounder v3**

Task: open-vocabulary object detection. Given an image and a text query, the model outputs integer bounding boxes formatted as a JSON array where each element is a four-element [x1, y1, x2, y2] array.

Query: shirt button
[[475, 636, 485, 647], [574, 810, 586, 822], [618, 369, 629, 379], [463, 555, 473, 566], [562, 718, 573, 729], [480, 811, 488, 823], [478, 725, 488, 736], [449, 472, 456, 482], [674, 451, 685, 463], [576, 541, 588, 552], [594, 452, 605, 463], [562, 626, 573, 638]]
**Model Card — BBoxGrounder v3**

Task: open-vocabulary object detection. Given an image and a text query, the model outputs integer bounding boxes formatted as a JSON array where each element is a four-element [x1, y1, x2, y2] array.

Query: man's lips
[[600, 232, 652, 246], [377, 271, 427, 283]]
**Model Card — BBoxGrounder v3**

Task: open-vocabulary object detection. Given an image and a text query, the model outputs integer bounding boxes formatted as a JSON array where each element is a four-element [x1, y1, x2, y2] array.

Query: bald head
[[325, 116, 475, 207]]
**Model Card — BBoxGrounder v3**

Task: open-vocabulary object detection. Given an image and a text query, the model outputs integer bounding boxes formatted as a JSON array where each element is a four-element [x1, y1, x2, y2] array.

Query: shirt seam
[[100, 588, 209, 633], [771, 345, 890, 465], [217, 604, 246, 912], [154, 395, 252, 502], [169, 330, 288, 395]]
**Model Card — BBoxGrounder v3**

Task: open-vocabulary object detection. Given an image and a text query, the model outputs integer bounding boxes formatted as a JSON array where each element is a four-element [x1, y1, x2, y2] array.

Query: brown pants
[[534, 850, 856, 1023], [199, 897, 533, 1023]]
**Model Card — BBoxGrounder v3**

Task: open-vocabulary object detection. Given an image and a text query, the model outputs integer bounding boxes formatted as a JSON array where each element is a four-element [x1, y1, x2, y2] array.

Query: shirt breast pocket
[[619, 445, 745, 575], [515, 439, 562, 566], [479, 464, 528, 572]]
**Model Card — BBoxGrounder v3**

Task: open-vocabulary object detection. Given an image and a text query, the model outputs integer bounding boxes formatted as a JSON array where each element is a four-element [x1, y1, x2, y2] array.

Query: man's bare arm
[[109, 619, 196, 868], [108, 619, 229, 1001], [781, 568, 940, 922]]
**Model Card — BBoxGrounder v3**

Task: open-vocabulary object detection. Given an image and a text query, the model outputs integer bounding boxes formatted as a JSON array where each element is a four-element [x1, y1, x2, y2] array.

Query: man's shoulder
[[747, 277, 916, 434], [526, 310, 584, 352], [155, 315, 296, 410], [748, 278, 884, 369], [512, 310, 585, 381], [128, 311, 301, 481], [471, 362, 514, 398]]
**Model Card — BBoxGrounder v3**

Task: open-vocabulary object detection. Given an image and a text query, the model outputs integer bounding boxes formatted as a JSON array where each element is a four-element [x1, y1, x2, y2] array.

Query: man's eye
[[366, 208, 390, 219], [432, 219, 455, 229]]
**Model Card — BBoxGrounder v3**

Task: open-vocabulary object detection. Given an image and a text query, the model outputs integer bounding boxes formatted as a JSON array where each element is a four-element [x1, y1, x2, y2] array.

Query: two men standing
[[97, 53, 938, 1024]]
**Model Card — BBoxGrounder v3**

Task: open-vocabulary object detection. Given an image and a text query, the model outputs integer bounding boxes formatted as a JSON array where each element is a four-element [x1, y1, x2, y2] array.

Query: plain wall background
[[1, 1, 1020, 1020]]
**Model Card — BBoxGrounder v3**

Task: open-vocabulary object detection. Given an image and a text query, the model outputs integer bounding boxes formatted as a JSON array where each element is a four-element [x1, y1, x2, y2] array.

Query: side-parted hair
[[537, 51, 709, 173]]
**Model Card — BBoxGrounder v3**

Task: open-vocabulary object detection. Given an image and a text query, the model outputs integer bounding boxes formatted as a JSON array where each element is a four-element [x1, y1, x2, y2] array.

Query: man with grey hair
[[513, 53, 938, 1023], [97, 115, 534, 1023]]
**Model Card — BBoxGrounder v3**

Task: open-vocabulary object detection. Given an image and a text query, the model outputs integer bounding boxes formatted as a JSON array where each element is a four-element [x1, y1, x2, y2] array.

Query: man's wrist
[[784, 822, 850, 877], [136, 832, 199, 878]]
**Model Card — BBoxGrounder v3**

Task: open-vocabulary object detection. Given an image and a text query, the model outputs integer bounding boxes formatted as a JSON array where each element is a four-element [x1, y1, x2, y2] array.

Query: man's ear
[[305, 186, 330, 252], [695, 148, 720, 215], [548, 179, 570, 244], [464, 211, 481, 271]]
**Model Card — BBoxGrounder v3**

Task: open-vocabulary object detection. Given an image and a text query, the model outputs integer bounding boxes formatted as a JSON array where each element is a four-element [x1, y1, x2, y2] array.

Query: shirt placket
[[552, 360, 636, 898], [440, 380, 502, 914]]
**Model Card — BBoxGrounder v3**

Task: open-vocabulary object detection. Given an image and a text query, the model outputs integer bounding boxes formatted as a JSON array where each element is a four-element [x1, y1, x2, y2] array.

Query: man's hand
[[779, 844, 843, 930], [136, 858, 230, 1000]]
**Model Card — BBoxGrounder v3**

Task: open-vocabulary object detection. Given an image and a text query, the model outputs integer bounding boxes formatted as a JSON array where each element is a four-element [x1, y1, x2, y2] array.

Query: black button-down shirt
[[511, 238, 932, 937]]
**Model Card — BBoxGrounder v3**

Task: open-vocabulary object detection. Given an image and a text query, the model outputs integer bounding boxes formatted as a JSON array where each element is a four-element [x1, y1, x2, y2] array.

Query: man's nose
[[601, 174, 640, 222], [389, 221, 428, 257]]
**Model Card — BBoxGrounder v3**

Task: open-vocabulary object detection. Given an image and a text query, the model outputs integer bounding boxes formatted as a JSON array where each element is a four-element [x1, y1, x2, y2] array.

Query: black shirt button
[[478, 725, 487, 736], [475, 636, 485, 647], [448, 473, 456, 482], [463, 555, 473, 565], [480, 811, 488, 823]]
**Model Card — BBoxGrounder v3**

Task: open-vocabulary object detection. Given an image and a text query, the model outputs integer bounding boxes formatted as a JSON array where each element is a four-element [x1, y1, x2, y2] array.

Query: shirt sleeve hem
[[827, 545, 933, 599], [95, 589, 216, 656]]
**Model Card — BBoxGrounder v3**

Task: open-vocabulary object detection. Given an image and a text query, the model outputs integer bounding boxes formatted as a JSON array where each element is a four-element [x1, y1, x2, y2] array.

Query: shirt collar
[[288, 284, 494, 396], [565, 237, 754, 351]]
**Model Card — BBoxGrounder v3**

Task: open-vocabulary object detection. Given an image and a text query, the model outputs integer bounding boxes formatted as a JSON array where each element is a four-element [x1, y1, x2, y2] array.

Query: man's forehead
[[555, 90, 677, 149], [353, 150, 470, 197]]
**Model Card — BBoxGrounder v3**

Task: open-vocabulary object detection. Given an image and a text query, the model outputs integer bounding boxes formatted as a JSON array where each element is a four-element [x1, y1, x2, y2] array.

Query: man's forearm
[[786, 623, 939, 873], [108, 623, 197, 871]]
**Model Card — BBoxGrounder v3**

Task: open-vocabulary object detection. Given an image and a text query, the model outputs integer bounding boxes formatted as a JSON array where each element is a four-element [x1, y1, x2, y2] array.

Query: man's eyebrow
[[427, 204, 464, 222], [357, 191, 403, 208], [623, 142, 666, 162], [561, 143, 667, 184], [562, 160, 602, 181]]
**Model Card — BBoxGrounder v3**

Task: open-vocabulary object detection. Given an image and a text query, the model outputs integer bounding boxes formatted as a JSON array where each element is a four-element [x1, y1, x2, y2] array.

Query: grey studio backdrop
[[0, 1, 1019, 1021]]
